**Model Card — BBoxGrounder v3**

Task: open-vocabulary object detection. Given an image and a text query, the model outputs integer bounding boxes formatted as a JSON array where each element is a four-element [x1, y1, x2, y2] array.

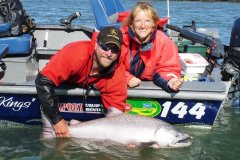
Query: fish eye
[[175, 133, 180, 138]]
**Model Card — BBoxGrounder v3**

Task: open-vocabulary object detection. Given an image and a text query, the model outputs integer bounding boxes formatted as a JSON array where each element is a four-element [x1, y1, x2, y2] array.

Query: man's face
[[94, 42, 120, 69]]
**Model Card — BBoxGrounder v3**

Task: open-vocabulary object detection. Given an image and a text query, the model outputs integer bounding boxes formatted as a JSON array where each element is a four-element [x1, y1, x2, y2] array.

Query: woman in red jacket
[[121, 2, 183, 92]]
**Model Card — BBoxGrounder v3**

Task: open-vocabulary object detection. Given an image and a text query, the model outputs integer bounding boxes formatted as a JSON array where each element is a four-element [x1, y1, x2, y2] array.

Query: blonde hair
[[122, 2, 160, 29]]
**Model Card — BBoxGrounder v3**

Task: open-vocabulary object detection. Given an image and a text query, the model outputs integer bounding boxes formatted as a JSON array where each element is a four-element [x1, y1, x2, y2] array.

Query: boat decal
[[59, 102, 104, 113], [0, 96, 36, 111], [126, 98, 217, 123], [127, 98, 161, 117], [161, 101, 206, 119]]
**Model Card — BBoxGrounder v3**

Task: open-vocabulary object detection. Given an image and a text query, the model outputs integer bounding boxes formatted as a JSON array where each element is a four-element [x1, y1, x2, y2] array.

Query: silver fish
[[42, 108, 192, 148]]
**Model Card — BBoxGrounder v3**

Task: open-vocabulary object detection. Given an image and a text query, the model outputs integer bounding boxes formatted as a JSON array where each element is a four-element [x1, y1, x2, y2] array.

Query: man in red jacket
[[35, 27, 127, 137]]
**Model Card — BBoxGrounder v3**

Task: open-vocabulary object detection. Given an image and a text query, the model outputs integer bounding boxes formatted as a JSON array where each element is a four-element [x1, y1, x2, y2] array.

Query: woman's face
[[132, 10, 154, 42]]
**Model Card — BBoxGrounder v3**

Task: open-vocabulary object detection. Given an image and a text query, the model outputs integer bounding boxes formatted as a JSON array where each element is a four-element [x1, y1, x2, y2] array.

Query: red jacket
[[120, 27, 181, 91], [41, 33, 127, 112]]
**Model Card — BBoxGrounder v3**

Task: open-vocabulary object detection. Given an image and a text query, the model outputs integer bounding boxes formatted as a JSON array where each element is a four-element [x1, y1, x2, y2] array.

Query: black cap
[[97, 27, 123, 50]]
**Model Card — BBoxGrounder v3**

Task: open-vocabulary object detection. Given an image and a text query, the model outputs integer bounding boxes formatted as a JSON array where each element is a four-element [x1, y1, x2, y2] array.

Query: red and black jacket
[[35, 33, 127, 124]]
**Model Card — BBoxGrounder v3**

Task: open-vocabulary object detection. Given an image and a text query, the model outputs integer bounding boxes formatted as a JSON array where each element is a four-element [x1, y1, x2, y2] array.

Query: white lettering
[[85, 104, 101, 107], [161, 101, 171, 117], [0, 96, 31, 111], [171, 102, 188, 118], [189, 103, 206, 119], [85, 107, 103, 112], [160, 101, 206, 119]]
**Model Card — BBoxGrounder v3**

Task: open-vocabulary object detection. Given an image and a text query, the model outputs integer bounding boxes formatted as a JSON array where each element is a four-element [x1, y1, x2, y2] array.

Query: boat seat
[[89, 0, 127, 30], [0, 23, 11, 37], [0, 33, 32, 56], [0, 22, 32, 56]]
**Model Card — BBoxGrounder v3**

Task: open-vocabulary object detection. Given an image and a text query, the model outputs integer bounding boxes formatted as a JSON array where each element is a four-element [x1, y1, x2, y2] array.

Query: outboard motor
[[229, 18, 240, 67], [221, 18, 240, 101], [222, 18, 240, 80]]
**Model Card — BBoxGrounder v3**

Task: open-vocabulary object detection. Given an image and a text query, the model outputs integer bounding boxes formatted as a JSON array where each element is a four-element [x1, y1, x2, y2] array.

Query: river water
[[0, 0, 240, 160]]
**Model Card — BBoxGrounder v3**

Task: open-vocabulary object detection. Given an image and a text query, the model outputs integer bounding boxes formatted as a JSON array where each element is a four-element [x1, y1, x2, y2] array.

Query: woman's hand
[[168, 78, 183, 91], [128, 77, 141, 88], [53, 119, 70, 138]]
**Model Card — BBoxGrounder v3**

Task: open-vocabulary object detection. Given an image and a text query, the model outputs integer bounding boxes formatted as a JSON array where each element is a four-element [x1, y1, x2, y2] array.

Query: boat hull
[[0, 81, 230, 126]]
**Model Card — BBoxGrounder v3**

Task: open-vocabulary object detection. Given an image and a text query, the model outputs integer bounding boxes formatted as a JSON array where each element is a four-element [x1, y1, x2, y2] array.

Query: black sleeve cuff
[[51, 114, 64, 125], [153, 73, 172, 93]]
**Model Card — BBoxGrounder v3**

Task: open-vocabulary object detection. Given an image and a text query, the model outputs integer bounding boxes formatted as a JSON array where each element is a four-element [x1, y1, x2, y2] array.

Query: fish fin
[[140, 141, 157, 147], [105, 107, 123, 117], [69, 119, 82, 126], [127, 143, 138, 149], [127, 141, 156, 149]]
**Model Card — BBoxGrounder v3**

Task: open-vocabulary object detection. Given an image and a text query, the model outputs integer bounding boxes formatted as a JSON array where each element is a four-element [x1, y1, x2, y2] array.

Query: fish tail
[[41, 109, 56, 139]]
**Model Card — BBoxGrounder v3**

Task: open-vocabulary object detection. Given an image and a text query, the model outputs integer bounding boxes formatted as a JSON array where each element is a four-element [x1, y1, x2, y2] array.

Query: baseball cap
[[97, 27, 123, 51]]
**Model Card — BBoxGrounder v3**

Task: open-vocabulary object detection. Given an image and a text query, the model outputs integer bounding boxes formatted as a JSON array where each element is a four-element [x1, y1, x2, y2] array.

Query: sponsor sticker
[[127, 98, 161, 117]]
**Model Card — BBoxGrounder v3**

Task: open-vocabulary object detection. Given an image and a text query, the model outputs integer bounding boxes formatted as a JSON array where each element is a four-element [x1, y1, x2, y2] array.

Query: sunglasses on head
[[98, 42, 120, 54]]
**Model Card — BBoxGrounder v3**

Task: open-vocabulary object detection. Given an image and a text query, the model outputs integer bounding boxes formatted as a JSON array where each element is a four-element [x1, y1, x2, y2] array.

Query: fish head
[[154, 125, 192, 148]]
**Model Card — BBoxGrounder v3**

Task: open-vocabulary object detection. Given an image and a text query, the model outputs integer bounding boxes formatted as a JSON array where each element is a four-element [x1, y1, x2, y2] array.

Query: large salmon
[[42, 108, 192, 148]]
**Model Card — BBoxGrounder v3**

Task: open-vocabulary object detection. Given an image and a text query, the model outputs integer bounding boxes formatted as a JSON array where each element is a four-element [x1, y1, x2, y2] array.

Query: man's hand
[[53, 119, 70, 138], [128, 77, 141, 88], [168, 78, 183, 91]]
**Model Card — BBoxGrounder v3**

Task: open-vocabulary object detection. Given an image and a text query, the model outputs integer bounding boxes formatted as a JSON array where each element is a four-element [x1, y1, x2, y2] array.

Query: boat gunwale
[[0, 81, 230, 101]]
